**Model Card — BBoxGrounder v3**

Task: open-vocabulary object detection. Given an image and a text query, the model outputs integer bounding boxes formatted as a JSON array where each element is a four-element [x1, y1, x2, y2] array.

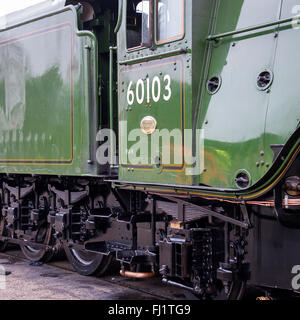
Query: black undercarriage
[[0, 173, 300, 300]]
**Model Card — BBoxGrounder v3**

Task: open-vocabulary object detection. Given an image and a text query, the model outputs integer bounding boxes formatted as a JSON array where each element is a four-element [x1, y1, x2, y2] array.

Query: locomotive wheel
[[64, 245, 113, 276], [20, 243, 54, 262], [20, 223, 54, 262], [226, 280, 246, 300]]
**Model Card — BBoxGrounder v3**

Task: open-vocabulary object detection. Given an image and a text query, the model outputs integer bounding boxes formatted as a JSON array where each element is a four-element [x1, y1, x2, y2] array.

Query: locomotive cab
[[116, 0, 300, 193], [117, 0, 205, 186]]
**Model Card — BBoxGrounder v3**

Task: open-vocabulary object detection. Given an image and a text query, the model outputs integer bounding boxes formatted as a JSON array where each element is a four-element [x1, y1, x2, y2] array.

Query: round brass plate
[[140, 116, 157, 135]]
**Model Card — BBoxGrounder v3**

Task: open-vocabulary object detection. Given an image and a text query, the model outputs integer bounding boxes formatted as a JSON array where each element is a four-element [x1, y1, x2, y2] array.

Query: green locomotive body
[[117, 0, 300, 195], [0, 5, 100, 176], [0, 0, 300, 300]]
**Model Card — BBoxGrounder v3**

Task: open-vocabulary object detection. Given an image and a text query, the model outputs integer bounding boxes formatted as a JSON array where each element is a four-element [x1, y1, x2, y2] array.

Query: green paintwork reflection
[[118, 0, 300, 191], [196, 0, 300, 189], [196, 0, 282, 189], [0, 6, 99, 176], [118, 0, 205, 185]]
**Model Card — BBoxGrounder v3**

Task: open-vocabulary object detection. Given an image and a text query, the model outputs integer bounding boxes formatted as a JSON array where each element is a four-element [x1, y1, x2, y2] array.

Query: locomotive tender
[[1, 0, 300, 299]]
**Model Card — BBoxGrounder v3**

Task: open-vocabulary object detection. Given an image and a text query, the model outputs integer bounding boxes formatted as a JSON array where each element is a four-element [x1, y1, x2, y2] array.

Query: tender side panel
[[0, 7, 98, 175]]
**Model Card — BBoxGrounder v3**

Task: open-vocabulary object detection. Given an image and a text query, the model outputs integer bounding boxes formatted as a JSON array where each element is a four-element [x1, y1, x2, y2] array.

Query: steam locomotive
[[1, 0, 300, 299]]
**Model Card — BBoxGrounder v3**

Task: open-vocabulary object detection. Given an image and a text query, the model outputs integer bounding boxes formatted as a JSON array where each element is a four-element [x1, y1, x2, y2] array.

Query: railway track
[[1, 248, 298, 301], [0, 246, 188, 300]]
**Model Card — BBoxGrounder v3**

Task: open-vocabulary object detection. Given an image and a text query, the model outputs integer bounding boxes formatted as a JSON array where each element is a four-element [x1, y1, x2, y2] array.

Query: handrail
[[114, 0, 123, 33], [84, 44, 93, 164], [109, 46, 117, 168], [207, 15, 300, 41]]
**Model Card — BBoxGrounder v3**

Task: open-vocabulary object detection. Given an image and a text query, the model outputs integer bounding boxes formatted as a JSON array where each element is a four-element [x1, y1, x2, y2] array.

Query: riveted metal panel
[[197, 0, 282, 189]]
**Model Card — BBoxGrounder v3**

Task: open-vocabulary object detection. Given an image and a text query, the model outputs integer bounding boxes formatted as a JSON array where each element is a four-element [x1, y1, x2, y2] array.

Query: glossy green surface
[[2, 0, 300, 196], [197, 0, 282, 189], [117, 0, 300, 191], [264, 0, 300, 166], [0, 6, 99, 175], [118, 0, 212, 185], [197, 0, 300, 189]]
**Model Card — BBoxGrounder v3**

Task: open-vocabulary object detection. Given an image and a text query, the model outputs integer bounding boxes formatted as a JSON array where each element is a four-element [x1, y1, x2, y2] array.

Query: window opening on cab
[[157, 0, 184, 44], [127, 0, 151, 49]]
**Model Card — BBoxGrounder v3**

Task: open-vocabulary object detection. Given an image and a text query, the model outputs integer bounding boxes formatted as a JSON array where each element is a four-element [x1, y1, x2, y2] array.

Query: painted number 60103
[[127, 75, 172, 106]]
